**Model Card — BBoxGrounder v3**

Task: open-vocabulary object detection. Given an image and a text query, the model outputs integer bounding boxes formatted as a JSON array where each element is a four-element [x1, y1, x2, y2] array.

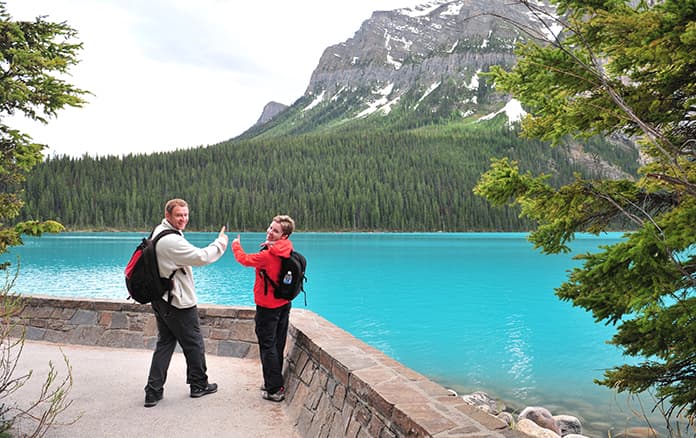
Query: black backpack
[[124, 229, 181, 304], [261, 250, 308, 305]]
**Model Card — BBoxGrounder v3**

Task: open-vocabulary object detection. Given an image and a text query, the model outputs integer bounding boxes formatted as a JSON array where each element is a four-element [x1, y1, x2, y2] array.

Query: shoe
[[144, 391, 162, 407], [190, 382, 218, 398], [262, 386, 285, 402]]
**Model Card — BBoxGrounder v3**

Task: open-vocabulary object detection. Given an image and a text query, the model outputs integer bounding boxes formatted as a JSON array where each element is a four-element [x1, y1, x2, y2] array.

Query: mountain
[[18, 0, 641, 232], [241, 0, 552, 138], [254, 101, 288, 126]]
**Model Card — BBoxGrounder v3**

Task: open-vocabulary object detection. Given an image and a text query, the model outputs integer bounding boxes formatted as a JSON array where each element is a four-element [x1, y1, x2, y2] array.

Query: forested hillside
[[18, 119, 639, 232]]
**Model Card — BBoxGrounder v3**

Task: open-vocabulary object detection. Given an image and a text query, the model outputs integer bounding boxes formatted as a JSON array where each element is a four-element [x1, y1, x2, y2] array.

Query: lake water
[[2, 231, 660, 436]]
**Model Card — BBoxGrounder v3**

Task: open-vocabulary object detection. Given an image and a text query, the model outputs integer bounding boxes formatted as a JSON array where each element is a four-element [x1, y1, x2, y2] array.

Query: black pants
[[255, 303, 291, 394], [145, 299, 208, 394]]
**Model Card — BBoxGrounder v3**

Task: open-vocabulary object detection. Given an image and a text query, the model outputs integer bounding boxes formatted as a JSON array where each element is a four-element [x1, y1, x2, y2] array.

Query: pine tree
[[475, 0, 696, 421]]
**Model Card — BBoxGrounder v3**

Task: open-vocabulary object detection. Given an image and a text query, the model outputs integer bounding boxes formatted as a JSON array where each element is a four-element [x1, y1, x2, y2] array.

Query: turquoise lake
[[2, 231, 659, 436]]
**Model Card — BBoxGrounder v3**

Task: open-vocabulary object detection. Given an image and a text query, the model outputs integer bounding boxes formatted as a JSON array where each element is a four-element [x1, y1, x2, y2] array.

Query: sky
[[6, 0, 425, 157]]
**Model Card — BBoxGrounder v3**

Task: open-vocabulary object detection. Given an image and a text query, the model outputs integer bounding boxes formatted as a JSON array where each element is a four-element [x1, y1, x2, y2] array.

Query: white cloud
[[5, 0, 423, 157]]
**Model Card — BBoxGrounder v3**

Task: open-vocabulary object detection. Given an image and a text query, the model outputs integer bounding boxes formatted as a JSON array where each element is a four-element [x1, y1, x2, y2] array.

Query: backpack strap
[[258, 245, 276, 296], [152, 228, 185, 281], [151, 228, 184, 314], [260, 269, 277, 296]]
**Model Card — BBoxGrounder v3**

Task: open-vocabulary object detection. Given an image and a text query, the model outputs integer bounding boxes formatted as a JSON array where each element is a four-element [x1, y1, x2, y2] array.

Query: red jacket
[[232, 238, 293, 309]]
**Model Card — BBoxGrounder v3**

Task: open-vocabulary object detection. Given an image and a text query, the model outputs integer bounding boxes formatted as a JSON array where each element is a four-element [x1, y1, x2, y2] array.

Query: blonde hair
[[273, 215, 295, 236], [165, 199, 188, 215]]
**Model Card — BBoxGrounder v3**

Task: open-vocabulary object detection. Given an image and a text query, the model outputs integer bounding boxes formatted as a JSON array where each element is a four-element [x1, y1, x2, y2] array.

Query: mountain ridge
[[244, 0, 553, 137]]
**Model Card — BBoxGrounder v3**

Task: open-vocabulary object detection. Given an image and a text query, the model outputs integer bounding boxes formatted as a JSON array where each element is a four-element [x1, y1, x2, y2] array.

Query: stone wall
[[8, 296, 526, 438], [11, 295, 258, 358]]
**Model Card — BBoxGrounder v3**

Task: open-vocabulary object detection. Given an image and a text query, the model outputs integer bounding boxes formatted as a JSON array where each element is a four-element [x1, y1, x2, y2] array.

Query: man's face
[[166, 205, 189, 231], [266, 220, 285, 242]]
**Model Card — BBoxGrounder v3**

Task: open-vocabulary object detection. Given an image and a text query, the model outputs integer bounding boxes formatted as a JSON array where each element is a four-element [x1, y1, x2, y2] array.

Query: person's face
[[266, 220, 285, 242], [166, 205, 189, 231]]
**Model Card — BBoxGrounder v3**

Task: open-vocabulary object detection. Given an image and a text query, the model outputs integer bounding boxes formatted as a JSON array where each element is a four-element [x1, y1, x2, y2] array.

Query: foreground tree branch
[[475, 0, 696, 424]]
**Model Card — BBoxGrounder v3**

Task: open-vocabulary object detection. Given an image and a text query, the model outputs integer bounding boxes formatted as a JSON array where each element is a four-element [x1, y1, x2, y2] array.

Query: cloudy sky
[[6, 0, 424, 157]]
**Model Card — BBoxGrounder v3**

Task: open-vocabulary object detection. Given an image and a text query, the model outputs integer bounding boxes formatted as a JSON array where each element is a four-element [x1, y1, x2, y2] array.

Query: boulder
[[519, 406, 562, 435], [497, 411, 515, 427], [517, 418, 561, 438], [553, 414, 582, 436], [460, 391, 500, 415]]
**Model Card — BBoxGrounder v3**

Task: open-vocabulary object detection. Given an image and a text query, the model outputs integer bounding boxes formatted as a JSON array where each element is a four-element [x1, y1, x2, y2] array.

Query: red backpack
[[124, 229, 181, 304]]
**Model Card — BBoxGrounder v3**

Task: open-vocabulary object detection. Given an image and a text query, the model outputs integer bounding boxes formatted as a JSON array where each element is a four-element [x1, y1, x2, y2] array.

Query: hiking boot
[[190, 382, 218, 398], [261, 386, 285, 402], [144, 390, 162, 408]]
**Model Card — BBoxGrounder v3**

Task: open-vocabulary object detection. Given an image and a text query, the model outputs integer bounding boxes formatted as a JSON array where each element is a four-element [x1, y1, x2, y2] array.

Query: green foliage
[[476, 0, 696, 421], [0, 2, 86, 264], [0, 5, 83, 435], [17, 124, 636, 232]]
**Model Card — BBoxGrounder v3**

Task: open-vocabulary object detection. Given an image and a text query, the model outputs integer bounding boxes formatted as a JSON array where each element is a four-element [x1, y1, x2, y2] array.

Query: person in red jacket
[[232, 215, 295, 402]]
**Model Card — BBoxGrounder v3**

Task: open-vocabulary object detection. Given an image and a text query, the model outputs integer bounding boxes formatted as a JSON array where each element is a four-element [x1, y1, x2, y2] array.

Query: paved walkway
[[10, 340, 299, 438]]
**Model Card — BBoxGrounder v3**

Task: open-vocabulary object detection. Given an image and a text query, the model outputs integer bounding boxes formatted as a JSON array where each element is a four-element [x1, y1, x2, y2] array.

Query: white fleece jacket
[[153, 219, 228, 309]]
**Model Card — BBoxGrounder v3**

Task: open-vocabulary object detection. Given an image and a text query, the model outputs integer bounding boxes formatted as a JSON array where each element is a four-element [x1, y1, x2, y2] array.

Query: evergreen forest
[[18, 118, 640, 232]]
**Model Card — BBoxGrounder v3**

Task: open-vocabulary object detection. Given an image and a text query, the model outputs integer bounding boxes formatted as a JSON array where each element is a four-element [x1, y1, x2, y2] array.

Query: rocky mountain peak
[[299, 0, 551, 119], [254, 101, 288, 126]]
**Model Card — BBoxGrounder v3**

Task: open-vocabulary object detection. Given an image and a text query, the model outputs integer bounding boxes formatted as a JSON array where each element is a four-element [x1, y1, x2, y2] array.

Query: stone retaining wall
[[11, 295, 258, 358], [8, 296, 526, 438]]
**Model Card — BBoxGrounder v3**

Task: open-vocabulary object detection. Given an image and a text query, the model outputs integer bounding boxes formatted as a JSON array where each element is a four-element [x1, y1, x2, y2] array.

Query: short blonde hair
[[165, 199, 188, 215], [273, 215, 295, 236]]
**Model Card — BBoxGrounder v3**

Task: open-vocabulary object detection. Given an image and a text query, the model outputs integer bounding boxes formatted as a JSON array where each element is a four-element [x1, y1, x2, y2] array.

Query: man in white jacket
[[144, 198, 228, 408]]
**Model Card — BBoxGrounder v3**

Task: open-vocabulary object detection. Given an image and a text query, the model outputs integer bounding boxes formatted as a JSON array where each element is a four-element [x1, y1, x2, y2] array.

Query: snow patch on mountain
[[478, 99, 526, 126]]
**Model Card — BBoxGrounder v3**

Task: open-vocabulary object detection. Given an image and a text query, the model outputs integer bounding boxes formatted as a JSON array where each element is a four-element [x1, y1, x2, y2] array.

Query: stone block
[[52, 308, 76, 320], [294, 404, 315, 438], [209, 328, 230, 340], [236, 307, 256, 320], [200, 304, 240, 318], [142, 314, 157, 336], [47, 320, 67, 330], [367, 412, 389, 437], [44, 329, 69, 344], [71, 325, 102, 345], [25, 326, 46, 341], [70, 309, 98, 326], [286, 378, 311, 421], [330, 381, 347, 410], [29, 318, 49, 328], [299, 357, 318, 387], [327, 402, 352, 438], [307, 380, 324, 411], [346, 413, 363, 438], [292, 348, 311, 380], [205, 339, 219, 354], [110, 312, 128, 329], [454, 402, 509, 431], [304, 393, 335, 438], [144, 336, 157, 350], [391, 403, 456, 437], [28, 306, 54, 319], [353, 402, 372, 428], [99, 312, 113, 327], [245, 343, 259, 359], [331, 359, 350, 387], [98, 330, 143, 349], [94, 301, 123, 311], [217, 340, 251, 358], [229, 320, 256, 342]]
